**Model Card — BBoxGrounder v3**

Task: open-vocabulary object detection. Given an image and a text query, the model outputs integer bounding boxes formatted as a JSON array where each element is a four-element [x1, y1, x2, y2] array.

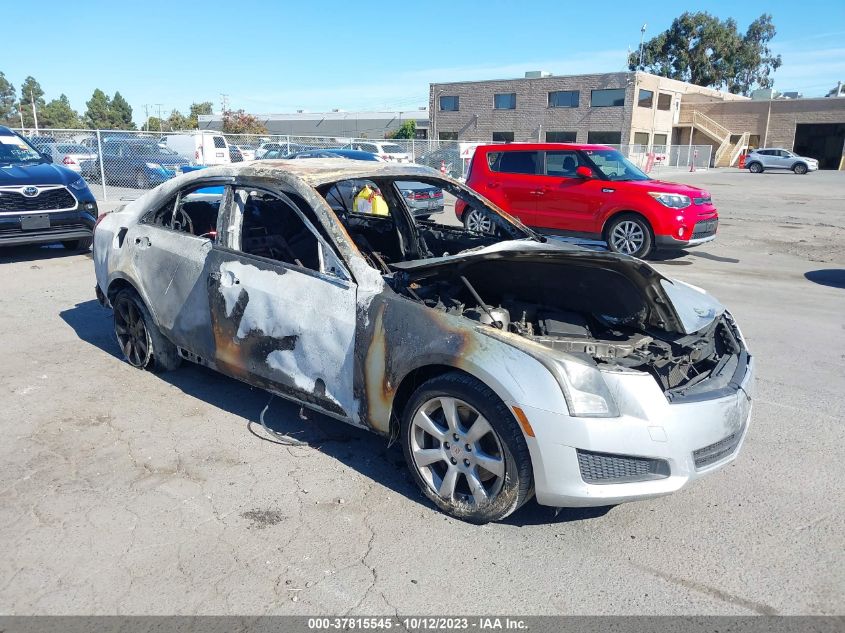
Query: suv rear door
[[484, 149, 541, 225]]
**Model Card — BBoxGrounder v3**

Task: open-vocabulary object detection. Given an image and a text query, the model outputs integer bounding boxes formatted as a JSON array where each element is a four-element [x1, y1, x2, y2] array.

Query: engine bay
[[392, 259, 743, 396]]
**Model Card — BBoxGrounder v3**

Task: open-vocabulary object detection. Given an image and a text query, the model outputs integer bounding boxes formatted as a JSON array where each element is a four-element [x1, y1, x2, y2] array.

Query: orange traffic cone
[[440, 160, 447, 174]]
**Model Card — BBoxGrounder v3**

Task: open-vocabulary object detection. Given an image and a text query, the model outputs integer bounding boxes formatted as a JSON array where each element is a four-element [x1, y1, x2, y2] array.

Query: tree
[[391, 120, 416, 139], [144, 116, 165, 133], [165, 109, 189, 131], [188, 101, 213, 128], [84, 89, 112, 129], [19, 76, 46, 127], [0, 72, 17, 125], [40, 94, 81, 129], [629, 12, 782, 95], [221, 109, 267, 135], [109, 92, 135, 129]]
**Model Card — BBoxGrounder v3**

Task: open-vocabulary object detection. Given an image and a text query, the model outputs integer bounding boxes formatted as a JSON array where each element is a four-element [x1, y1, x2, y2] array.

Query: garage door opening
[[793, 123, 845, 169]]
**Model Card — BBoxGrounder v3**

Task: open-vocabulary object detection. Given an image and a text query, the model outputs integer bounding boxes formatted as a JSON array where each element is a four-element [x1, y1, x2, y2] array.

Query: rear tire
[[400, 372, 533, 524], [136, 169, 150, 189], [793, 163, 808, 175], [605, 213, 654, 259], [62, 237, 93, 251], [463, 208, 495, 235], [748, 162, 763, 173], [112, 288, 181, 372]]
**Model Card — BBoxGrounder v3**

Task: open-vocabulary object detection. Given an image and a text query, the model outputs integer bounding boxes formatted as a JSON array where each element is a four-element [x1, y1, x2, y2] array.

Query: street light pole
[[638, 24, 647, 69]]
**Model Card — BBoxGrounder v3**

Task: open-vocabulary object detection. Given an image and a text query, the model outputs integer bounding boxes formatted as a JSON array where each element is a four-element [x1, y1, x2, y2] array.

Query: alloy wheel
[[409, 396, 505, 507], [114, 297, 150, 367], [465, 209, 494, 234], [609, 220, 646, 255]]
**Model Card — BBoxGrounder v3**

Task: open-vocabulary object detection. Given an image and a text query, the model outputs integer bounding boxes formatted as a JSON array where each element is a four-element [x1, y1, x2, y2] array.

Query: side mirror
[[40, 152, 53, 164], [575, 165, 594, 179]]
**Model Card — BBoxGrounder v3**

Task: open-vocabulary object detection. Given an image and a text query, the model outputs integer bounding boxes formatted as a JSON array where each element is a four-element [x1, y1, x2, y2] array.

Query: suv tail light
[[63, 156, 76, 165]]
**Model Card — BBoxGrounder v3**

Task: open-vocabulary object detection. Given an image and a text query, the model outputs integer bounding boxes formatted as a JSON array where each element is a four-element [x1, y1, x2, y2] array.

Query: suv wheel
[[401, 372, 533, 524], [463, 208, 494, 235], [136, 169, 150, 188], [793, 163, 808, 175], [748, 162, 764, 173], [112, 288, 181, 372], [606, 214, 653, 258]]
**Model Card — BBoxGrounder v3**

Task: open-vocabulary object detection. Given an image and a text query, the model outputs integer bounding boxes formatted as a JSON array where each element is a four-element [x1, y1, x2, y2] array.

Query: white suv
[[345, 141, 412, 163], [745, 148, 819, 174]]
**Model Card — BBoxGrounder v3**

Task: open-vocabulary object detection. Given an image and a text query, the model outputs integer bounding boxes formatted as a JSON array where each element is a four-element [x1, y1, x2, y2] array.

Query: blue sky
[[4, 0, 844, 123]]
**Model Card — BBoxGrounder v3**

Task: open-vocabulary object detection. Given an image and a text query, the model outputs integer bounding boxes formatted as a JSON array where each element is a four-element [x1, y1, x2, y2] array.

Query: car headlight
[[649, 192, 691, 208], [145, 162, 163, 170], [69, 178, 88, 191], [553, 357, 619, 418]]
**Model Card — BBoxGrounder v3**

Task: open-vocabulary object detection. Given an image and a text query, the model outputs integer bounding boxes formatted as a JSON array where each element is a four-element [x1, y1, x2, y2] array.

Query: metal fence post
[[96, 129, 107, 201]]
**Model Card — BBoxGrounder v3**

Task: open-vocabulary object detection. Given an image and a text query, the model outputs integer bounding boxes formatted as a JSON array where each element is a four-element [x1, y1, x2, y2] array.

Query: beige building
[[430, 71, 845, 169]]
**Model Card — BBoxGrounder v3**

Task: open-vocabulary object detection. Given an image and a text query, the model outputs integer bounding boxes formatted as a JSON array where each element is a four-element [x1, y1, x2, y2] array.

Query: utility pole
[[220, 93, 229, 113], [18, 101, 24, 130], [143, 104, 150, 132], [30, 89, 39, 134], [638, 24, 647, 70], [155, 104, 163, 134]]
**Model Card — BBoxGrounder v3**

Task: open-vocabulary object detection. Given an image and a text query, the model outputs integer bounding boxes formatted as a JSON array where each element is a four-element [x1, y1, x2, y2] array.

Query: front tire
[[748, 162, 764, 173], [113, 288, 181, 372], [606, 213, 653, 258], [400, 372, 533, 524], [463, 207, 494, 235], [793, 163, 808, 175], [136, 169, 150, 189]]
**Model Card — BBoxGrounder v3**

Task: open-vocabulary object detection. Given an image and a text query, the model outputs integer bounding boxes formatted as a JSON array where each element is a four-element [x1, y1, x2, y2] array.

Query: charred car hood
[[390, 240, 725, 335]]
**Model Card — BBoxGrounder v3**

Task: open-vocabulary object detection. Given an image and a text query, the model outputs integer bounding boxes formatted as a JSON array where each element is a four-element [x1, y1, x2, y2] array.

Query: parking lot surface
[[1, 169, 843, 615]]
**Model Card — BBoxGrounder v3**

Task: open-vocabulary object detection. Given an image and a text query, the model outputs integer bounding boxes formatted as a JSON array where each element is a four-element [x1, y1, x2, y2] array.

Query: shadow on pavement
[[804, 269, 845, 289], [0, 243, 91, 264]]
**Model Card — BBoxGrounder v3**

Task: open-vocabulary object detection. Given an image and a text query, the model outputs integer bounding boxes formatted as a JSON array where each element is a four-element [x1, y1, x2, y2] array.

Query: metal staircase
[[682, 111, 749, 167]]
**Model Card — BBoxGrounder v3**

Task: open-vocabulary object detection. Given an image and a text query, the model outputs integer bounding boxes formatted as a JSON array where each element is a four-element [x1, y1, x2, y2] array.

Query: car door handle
[[210, 270, 239, 287], [531, 189, 547, 195], [487, 182, 500, 189]]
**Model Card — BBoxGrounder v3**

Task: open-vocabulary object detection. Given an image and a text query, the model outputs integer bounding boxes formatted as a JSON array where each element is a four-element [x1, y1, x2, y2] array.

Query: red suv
[[457, 143, 718, 259]]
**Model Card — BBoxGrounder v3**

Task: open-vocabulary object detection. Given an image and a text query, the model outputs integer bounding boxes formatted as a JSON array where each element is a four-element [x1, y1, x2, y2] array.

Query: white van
[[165, 131, 231, 166]]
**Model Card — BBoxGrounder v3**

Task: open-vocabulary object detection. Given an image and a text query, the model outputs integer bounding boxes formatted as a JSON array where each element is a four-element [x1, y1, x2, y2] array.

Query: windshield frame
[[580, 148, 651, 182]]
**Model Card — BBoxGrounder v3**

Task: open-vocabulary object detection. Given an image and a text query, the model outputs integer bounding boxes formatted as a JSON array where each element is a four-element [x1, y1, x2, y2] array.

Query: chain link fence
[[12, 128, 712, 202]]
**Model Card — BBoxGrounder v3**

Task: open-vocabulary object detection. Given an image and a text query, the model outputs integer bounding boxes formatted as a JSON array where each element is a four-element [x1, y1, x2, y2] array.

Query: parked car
[[0, 125, 98, 250], [81, 139, 189, 188], [93, 160, 753, 523], [25, 135, 57, 153], [255, 142, 307, 159], [257, 149, 285, 160], [343, 141, 412, 163], [283, 149, 383, 161], [458, 143, 719, 259], [745, 148, 818, 174], [165, 131, 231, 166], [50, 143, 98, 173], [236, 145, 257, 161], [398, 182, 444, 219], [229, 144, 243, 163]]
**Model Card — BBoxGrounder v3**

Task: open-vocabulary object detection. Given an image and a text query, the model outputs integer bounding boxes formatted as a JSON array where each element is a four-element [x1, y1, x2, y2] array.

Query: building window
[[590, 89, 626, 107], [492, 132, 514, 143], [653, 133, 668, 148], [546, 131, 577, 143], [637, 89, 653, 108], [438, 131, 458, 141], [633, 132, 650, 146], [439, 95, 459, 111], [494, 93, 516, 110], [548, 90, 580, 108], [657, 93, 672, 110], [587, 131, 622, 145]]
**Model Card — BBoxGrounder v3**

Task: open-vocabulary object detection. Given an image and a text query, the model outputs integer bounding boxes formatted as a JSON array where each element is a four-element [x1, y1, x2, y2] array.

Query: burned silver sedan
[[93, 160, 753, 523]]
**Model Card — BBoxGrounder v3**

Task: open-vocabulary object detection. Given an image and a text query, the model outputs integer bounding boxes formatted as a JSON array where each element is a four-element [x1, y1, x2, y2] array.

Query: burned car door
[[130, 182, 228, 359], [206, 184, 357, 419]]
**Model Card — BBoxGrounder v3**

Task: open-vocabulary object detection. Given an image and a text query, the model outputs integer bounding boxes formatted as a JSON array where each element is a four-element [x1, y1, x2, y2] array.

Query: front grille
[[0, 188, 77, 212], [577, 450, 670, 485], [692, 218, 718, 239], [693, 196, 712, 205], [0, 222, 90, 237], [693, 424, 745, 469]]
